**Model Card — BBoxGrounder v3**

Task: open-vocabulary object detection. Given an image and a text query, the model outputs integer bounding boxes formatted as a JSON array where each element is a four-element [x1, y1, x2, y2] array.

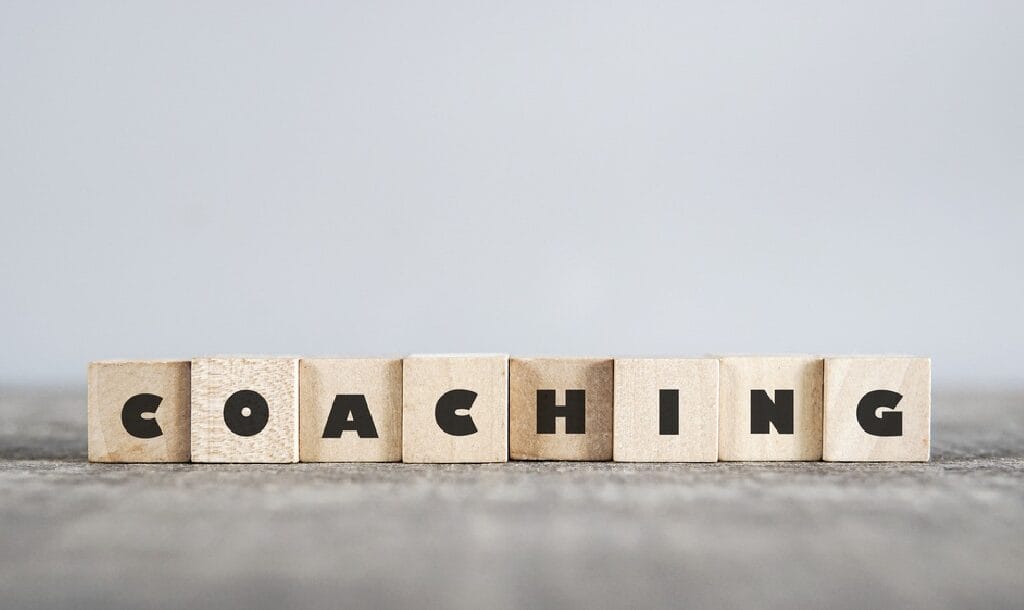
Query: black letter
[[750, 389, 794, 434], [856, 390, 903, 437], [536, 389, 586, 434], [122, 393, 163, 439], [322, 395, 379, 438], [435, 389, 478, 436], [224, 389, 269, 437], [659, 389, 679, 435]]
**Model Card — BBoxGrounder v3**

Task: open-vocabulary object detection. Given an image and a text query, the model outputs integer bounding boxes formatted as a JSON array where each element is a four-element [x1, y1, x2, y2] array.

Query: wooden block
[[191, 357, 298, 463], [299, 358, 402, 462], [509, 358, 613, 461], [401, 355, 508, 463], [823, 357, 930, 462], [719, 356, 823, 461], [87, 360, 191, 463], [613, 358, 719, 462]]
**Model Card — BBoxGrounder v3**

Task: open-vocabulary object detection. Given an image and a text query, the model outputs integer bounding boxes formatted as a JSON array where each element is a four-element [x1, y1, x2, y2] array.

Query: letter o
[[223, 389, 270, 437]]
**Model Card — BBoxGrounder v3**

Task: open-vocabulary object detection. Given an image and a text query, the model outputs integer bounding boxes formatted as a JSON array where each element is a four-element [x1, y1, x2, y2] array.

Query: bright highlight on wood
[[87, 355, 930, 464]]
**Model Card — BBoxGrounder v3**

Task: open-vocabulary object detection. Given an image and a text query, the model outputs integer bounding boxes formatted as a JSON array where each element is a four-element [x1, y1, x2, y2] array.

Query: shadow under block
[[299, 358, 402, 462], [191, 357, 299, 463], [401, 355, 508, 463], [823, 357, 930, 462], [509, 358, 613, 461], [613, 358, 719, 462], [87, 360, 191, 463], [719, 356, 823, 461]]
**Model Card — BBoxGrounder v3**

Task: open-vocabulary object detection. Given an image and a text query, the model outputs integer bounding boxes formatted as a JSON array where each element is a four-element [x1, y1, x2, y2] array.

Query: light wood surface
[[190, 357, 299, 463], [402, 355, 508, 463], [823, 356, 930, 462], [87, 360, 191, 463], [510, 358, 613, 461], [613, 358, 719, 462], [299, 358, 402, 462], [719, 356, 823, 461]]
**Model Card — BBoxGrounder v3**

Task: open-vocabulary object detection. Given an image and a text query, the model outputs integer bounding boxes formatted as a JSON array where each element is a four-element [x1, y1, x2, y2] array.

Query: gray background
[[1, 1, 1023, 385]]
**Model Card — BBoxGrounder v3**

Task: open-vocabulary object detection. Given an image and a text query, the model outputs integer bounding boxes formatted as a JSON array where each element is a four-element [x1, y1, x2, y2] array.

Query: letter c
[[435, 389, 478, 436], [122, 393, 164, 439]]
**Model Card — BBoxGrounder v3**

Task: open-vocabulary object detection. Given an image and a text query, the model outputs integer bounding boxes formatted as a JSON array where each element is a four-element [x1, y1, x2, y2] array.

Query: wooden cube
[[87, 360, 191, 463], [509, 358, 613, 461], [299, 358, 402, 462], [719, 356, 823, 461], [613, 358, 719, 462], [191, 357, 299, 463], [823, 357, 930, 462], [402, 355, 508, 463]]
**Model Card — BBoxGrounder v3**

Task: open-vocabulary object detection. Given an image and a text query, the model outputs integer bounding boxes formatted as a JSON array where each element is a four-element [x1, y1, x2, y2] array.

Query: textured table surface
[[1, 386, 1021, 609]]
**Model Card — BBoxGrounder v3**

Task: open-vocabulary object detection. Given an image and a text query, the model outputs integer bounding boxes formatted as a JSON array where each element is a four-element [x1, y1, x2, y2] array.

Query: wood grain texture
[[87, 360, 190, 463], [401, 355, 508, 463], [719, 356, 823, 461], [191, 357, 298, 463], [823, 356, 930, 462], [613, 358, 719, 462], [509, 358, 613, 461], [299, 358, 402, 462]]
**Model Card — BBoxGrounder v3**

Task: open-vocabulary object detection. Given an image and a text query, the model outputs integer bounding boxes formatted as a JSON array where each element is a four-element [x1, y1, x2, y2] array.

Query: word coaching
[[87, 355, 931, 464]]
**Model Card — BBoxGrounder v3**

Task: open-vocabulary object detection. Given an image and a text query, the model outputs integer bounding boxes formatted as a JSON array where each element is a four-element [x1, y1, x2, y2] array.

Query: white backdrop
[[1, 1, 1022, 385]]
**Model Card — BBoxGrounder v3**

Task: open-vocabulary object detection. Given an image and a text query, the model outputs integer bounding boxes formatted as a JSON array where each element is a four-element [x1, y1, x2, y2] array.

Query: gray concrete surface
[[0, 386, 1021, 609]]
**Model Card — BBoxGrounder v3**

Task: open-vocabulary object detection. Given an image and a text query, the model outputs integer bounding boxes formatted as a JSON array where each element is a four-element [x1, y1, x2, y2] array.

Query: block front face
[[87, 361, 191, 463], [299, 358, 402, 462], [191, 357, 299, 463], [823, 357, 930, 462], [402, 355, 508, 463], [510, 358, 613, 461], [719, 357, 823, 461], [613, 358, 719, 462]]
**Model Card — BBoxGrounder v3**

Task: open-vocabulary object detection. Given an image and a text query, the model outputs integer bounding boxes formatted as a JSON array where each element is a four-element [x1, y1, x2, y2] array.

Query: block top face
[[194, 356, 298, 363], [615, 357, 715, 364], [508, 354, 614, 366], [826, 356, 929, 363], [718, 354, 820, 364], [718, 356, 820, 379], [718, 356, 824, 461], [401, 355, 508, 463], [192, 354, 302, 360], [819, 354, 926, 359], [87, 360, 191, 463], [823, 357, 930, 462], [91, 359, 191, 365], [509, 357, 614, 461], [405, 353, 509, 360], [190, 357, 299, 463], [300, 357, 400, 366]]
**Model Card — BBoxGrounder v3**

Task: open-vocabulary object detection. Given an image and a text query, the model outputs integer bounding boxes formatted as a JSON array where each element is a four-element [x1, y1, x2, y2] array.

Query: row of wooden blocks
[[87, 355, 931, 463]]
